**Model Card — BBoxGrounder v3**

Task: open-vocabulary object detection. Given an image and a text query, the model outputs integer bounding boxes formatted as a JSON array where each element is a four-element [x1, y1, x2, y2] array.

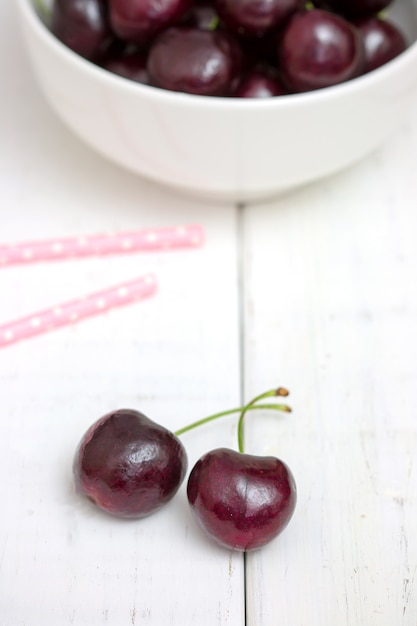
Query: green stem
[[174, 387, 291, 441], [33, 0, 51, 19], [237, 388, 291, 453], [207, 16, 220, 31], [174, 402, 290, 437]]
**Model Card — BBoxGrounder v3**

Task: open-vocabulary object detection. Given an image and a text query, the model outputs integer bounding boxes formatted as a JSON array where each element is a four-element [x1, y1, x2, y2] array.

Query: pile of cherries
[[73, 387, 297, 551], [47, 0, 407, 97]]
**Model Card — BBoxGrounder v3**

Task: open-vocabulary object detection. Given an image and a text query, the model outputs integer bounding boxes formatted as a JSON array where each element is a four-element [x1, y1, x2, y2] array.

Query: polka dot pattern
[[0, 224, 204, 349], [0, 275, 157, 348], [0, 225, 204, 267]]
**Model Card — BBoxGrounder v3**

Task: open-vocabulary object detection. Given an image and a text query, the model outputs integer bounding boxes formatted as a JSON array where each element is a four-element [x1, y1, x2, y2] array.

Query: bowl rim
[[18, 0, 417, 110]]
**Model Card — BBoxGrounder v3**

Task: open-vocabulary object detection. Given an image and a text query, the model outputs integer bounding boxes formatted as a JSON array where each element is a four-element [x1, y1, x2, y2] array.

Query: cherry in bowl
[[278, 8, 365, 93], [19, 0, 417, 201]]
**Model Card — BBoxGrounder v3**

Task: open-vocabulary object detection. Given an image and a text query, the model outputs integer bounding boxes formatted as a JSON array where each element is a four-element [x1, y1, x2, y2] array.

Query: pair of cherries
[[73, 387, 297, 551]]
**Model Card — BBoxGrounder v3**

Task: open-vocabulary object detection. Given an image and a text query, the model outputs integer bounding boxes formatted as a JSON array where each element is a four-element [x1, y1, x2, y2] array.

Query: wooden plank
[[0, 2, 245, 620], [241, 119, 417, 625], [0, 189, 245, 624]]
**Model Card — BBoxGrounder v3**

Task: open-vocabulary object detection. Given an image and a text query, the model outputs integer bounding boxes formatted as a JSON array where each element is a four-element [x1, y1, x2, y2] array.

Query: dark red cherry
[[355, 17, 406, 73], [50, 0, 113, 61], [278, 9, 364, 92], [109, 0, 192, 45], [214, 0, 303, 38], [147, 26, 243, 96], [102, 49, 149, 83], [312, 0, 392, 19], [73, 409, 188, 518], [187, 448, 297, 551], [234, 66, 288, 97]]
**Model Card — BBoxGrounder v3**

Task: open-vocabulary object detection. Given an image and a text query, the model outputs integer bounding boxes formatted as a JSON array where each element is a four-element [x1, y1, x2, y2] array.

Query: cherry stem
[[174, 387, 291, 440], [207, 16, 221, 30], [34, 0, 50, 18], [237, 387, 291, 453]]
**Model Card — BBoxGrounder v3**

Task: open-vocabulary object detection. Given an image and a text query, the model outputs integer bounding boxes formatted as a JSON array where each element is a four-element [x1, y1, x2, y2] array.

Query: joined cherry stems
[[174, 387, 291, 452]]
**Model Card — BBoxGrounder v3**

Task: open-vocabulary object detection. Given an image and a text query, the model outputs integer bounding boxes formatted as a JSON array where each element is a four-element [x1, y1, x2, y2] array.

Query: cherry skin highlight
[[278, 9, 364, 92], [147, 26, 243, 96], [73, 409, 188, 518], [187, 447, 297, 551], [355, 16, 406, 73], [109, 0, 192, 45], [50, 0, 113, 61], [214, 0, 302, 38]]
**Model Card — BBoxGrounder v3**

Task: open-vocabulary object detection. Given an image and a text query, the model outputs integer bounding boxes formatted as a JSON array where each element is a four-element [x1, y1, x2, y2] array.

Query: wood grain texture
[[0, 3, 245, 623], [241, 119, 417, 625], [0, 191, 244, 623], [3, 0, 417, 624]]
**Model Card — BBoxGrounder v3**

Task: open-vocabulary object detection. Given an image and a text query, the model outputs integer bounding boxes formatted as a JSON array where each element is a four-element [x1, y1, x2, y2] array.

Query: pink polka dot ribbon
[[0, 225, 204, 267], [0, 274, 157, 348]]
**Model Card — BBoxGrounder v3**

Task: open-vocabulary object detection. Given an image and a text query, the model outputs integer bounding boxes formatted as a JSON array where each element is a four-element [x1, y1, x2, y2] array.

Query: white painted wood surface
[[1, 0, 417, 624], [0, 5, 244, 624], [242, 134, 417, 625]]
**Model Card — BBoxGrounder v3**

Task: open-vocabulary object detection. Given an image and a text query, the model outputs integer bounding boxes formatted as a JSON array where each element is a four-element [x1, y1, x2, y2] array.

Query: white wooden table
[[1, 1, 417, 624]]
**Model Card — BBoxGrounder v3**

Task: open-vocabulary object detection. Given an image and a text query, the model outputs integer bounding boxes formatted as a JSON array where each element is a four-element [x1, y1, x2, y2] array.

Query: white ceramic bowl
[[18, 0, 417, 201]]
